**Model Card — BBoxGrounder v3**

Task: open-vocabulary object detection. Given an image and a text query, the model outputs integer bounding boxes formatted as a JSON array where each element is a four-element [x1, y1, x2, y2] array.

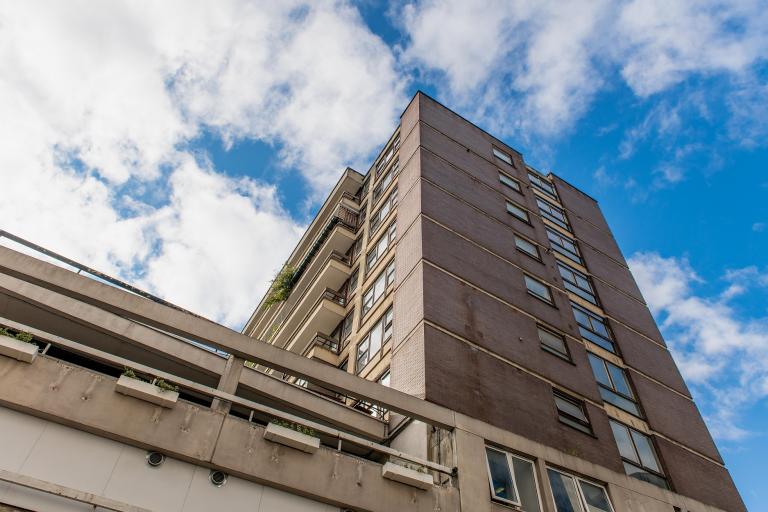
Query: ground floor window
[[547, 468, 614, 512]]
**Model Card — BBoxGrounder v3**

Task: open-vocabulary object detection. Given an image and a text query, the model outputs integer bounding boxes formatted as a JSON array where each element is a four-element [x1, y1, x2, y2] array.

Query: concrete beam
[[0, 248, 456, 428]]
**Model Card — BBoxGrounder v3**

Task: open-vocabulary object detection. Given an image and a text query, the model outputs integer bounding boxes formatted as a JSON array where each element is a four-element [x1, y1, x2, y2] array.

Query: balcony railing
[[288, 201, 359, 289], [302, 332, 341, 356], [322, 288, 346, 307]]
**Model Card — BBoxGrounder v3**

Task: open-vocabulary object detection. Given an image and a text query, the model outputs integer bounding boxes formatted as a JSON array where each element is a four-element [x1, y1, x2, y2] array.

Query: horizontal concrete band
[[0, 245, 456, 429], [0, 314, 450, 476]]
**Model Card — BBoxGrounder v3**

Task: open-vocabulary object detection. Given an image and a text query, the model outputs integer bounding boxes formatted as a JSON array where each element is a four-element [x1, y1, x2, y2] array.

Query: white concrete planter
[[382, 462, 433, 490], [115, 375, 178, 408], [0, 336, 37, 363], [264, 422, 320, 454]]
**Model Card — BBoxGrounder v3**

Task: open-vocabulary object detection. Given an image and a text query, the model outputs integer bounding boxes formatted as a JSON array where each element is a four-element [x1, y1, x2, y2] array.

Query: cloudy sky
[[0, 0, 766, 506]]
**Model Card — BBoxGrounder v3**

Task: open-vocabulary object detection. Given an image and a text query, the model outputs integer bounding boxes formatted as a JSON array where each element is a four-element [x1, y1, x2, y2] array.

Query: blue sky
[[0, 1, 765, 509]]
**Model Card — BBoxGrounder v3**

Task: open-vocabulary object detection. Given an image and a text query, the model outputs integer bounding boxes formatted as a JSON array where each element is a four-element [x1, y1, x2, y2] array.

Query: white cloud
[[0, 0, 405, 326], [629, 252, 768, 440], [400, 0, 768, 139], [401, 0, 608, 136]]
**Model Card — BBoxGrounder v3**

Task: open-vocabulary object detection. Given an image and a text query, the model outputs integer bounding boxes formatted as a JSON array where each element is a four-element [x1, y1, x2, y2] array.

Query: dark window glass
[[558, 262, 598, 305], [493, 147, 513, 165], [554, 391, 592, 435], [486, 447, 517, 503], [610, 420, 668, 489], [525, 275, 553, 304], [588, 353, 641, 417], [537, 197, 570, 231], [538, 326, 569, 360], [528, 170, 558, 198], [515, 235, 540, 259], [507, 201, 530, 223], [571, 303, 615, 353], [500, 172, 521, 192], [546, 228, 583, 265]]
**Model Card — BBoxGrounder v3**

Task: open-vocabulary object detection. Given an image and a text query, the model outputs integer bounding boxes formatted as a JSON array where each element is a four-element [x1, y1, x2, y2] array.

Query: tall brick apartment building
[[244, 92, 744, 512]]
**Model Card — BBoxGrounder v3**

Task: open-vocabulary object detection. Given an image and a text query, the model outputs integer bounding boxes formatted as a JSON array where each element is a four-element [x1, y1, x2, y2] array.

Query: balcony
[[269, 251, 351, 348], [282, 288, 347, 356], [303, 332, 341, 365]]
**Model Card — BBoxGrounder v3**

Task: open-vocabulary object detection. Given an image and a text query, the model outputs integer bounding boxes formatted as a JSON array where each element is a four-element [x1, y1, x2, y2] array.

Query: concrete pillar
[[211, 355, 244, 413]]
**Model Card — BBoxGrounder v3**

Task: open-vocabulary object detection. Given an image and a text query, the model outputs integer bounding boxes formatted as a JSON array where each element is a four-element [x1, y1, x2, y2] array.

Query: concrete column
[[535, 457, 557, 512], [211, 355, 244, 413]]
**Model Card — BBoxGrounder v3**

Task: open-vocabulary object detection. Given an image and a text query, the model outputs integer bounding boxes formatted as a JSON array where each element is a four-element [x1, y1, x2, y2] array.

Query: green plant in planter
[[1, 327, 36, 345], [264, 265, 297, 307], [154, 379, 179, 393], [393, 459, 429, 474], [122, 367, 138, 379], [271, 418, 317, 438]]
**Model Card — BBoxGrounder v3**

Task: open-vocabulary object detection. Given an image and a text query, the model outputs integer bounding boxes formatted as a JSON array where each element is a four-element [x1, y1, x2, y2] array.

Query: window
[[357, 204, 368, 232], [363, 369, 392, 418], [507, 201, 530, 223], [373, 159, 399, 202], [348, 235, 363, 260], [356, 307, 393, 372], [546, 228, 583, 265], [499, 172, 522, 193], [571, 303, 615, 353], [537, 197, 570, 231], [547, 468, 614, 512], [558, 262, 598, 305], [528, 169, 558, 198], [515, 235, 540, 260], [375, 135, 400, 175], [538, 325, 570, 360], [369, 188, 398, 234], [485, 447, 542, 511], [588, 353, 641, 417], [525, 275, 553, 304], [493, 146, 513, 165], [332, 310, 355, 346], [362, 259, 395, 315], [554, 390, 592, 435], [366, 222, 396, 271], [609, 420, 668, 489]]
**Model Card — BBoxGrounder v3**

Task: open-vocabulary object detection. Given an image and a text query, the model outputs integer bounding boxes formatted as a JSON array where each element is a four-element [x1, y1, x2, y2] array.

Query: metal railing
[[0, 230, 206, 320], [309, 332, 340, 354], [322, 288, 346, 307], [0, 315, 454, 477]]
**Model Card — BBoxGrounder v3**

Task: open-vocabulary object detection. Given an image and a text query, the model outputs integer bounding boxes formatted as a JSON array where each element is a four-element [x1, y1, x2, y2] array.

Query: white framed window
[[356, 307, 393, 373], [493, 146, 513, 165], [370, 188, 398, 234], [373, 159, 399, 202], [485, 446, 542, 511], [366, 221, 396, 272], [362, 259, 395, 315], [375, 134, 400, 175], [547, 468, 614, 512]]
